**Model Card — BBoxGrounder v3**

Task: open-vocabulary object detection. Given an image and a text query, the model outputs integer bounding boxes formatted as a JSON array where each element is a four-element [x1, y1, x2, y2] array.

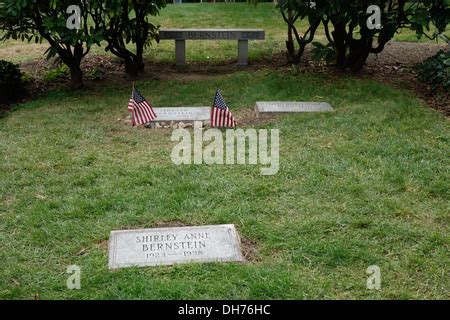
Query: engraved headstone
[[108, 224, 244, 269], [255, 101, 334, 115], [152, 107, 211, 122]]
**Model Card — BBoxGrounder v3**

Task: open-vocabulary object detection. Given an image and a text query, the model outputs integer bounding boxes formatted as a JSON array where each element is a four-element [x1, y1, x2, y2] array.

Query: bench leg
[[238, 40, 248, 67], [175, 40, 186, 69]]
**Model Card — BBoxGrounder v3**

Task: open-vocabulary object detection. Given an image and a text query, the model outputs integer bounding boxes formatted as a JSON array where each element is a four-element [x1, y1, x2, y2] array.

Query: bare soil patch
[[240, 236, 261, 263], [235, 107, 279, 127]]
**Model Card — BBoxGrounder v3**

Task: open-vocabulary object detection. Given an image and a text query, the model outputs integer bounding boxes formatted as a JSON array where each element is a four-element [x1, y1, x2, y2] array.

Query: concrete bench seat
[[159, 28, 265, 68]]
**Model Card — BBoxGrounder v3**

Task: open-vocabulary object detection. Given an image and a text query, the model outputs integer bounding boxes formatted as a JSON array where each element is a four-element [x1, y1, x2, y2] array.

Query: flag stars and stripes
[[127, 87, 157, 126], [211, 89, 236, 128]]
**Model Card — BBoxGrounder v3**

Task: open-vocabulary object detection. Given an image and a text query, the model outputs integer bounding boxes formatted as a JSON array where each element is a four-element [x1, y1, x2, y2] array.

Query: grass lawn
[[0, 2, 449, 300], [1, 69, 449, 299]]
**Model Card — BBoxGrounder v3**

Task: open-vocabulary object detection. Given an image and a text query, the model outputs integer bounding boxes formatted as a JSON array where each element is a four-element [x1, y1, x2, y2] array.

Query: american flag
[[211, 89, 236, 128], [127, 87, 157, 126]]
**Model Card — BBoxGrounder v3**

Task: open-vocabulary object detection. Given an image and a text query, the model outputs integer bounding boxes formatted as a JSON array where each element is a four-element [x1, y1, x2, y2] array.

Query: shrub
[[311, 42, 336, 65], [0, 60, 24, 104], [1, 0, 103, 88], [21, 73, 33, 84], [43, 65, 69, 83], [277, 0, 449, 71], [418, 50, 450, 91], [94, 0, 167, 75], [87, 66, 105, 81]]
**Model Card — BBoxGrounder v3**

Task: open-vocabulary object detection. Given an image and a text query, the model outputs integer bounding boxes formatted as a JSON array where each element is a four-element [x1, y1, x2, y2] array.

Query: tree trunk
[[69, 64, 83, 89], [294, 44, 306, 64], [124, 56, 145, 75], [347, 39, 370, 72], [286, 10, 295, 63], [331, 21, 348, 69]]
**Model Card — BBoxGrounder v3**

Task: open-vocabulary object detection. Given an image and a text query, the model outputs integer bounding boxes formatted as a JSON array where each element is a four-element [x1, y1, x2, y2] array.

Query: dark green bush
[[311, 42, 336, 65], [0, 60, 24, 104], [418, 50, 450, 91], [43, 65, 68, 83]]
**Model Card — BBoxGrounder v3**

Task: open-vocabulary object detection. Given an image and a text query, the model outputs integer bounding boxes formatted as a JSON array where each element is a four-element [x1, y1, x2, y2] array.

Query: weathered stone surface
[[179, 122, 193, 129], [255, 101, 334, 115], [159, 29, 265, 40], [152, 107, 211, 122], [108, 224, 244, 269], [159, 29, 265, 68]]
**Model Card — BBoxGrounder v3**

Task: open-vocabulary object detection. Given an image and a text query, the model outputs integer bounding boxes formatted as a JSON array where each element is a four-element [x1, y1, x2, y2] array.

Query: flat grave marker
[[255, 101, 334, 115], [108, 224, 244, 269], [152, 107, 211, 122]]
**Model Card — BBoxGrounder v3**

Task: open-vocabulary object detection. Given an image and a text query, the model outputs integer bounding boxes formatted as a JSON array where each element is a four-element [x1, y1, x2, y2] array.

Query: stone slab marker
[[159, 29, 265, 68], [151, 107, 211, 122], [108, 224, 244, 269], [255, 101, 334, 116]]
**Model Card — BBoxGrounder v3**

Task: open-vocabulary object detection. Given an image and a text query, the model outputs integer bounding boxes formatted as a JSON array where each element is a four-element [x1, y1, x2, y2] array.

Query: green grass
[[1, 3, 448, 64], [0, 2, 449, 300], [1, 69, 449, 299]]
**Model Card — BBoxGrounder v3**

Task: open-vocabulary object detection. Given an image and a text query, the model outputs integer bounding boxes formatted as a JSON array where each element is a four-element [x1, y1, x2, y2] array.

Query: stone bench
[[159, 29, 265, 68]]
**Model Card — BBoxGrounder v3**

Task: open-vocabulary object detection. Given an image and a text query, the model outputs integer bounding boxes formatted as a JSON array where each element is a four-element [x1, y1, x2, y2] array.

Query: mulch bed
[[6, 40, 449, 117], [364, 41, 449, 115]]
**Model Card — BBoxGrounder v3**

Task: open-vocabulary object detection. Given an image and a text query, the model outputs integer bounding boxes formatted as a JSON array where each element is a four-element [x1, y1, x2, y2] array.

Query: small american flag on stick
[[127, 84, 157, 126], [211, 89, 236, 128]]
